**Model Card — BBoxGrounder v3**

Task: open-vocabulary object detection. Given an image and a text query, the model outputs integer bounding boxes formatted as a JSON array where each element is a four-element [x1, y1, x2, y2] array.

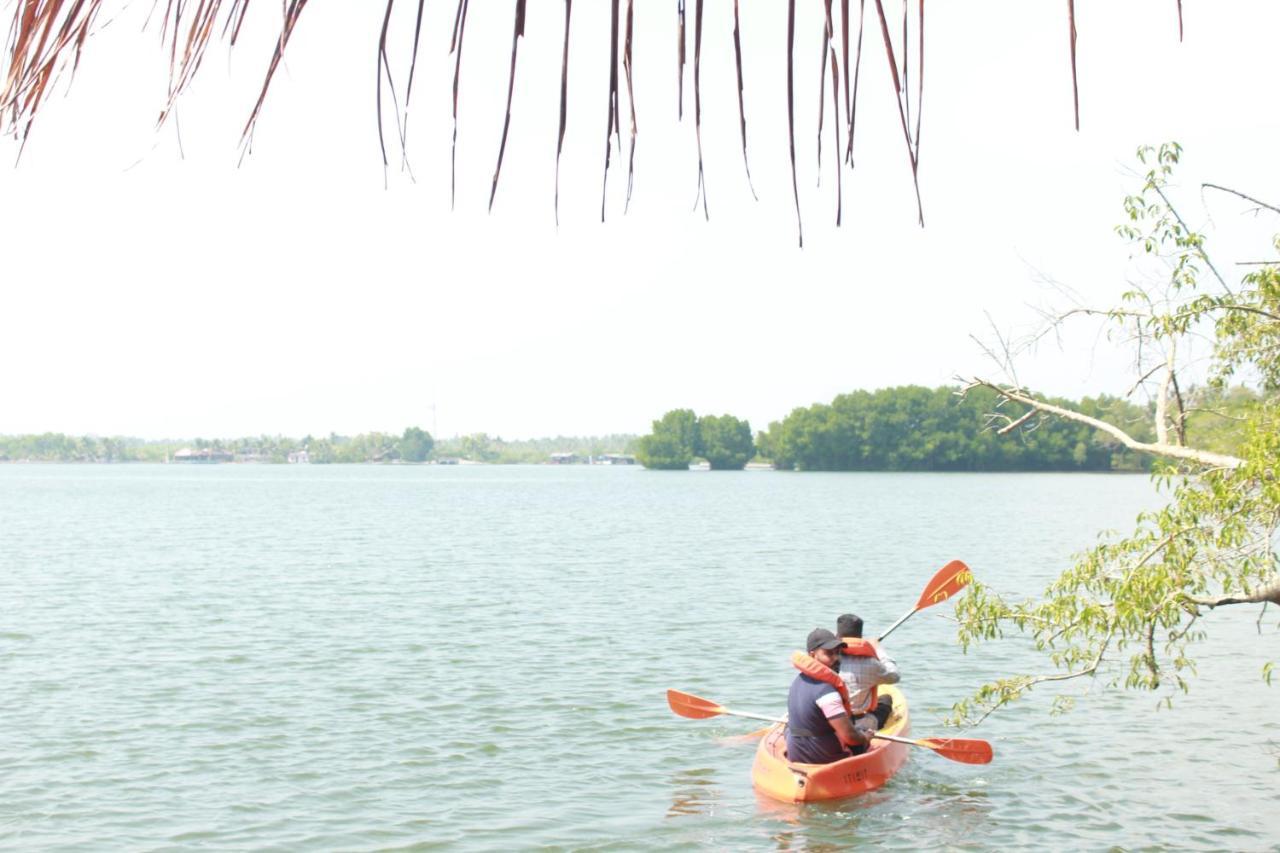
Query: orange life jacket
[[838, 637, 882, 714], [790, 651, 854, 718]]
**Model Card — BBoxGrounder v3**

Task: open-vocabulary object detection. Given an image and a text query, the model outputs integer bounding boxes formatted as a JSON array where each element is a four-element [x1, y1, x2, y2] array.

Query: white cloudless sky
[[2, 1, 1278, 440]]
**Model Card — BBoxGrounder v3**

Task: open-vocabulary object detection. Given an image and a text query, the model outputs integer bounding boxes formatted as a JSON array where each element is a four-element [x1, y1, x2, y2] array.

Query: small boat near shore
[[751, 684, 910, 803]]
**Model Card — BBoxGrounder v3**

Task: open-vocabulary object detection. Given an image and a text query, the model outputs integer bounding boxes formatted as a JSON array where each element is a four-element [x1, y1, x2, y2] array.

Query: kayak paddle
[[666, 688, 782, 724], [876, 559, 972, 642], [666, 689, 993, 765]]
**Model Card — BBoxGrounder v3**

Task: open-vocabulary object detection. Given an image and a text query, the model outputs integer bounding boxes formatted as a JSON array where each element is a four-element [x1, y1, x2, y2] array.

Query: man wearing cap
[[836, 612, 900, 730], [785, 628, 876, 764]]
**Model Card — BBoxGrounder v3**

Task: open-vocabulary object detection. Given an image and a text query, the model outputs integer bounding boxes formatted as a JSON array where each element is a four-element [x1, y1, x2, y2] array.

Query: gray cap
[[806, 627, 846, 652]]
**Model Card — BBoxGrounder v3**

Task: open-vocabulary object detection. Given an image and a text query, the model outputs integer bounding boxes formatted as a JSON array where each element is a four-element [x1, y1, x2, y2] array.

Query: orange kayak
[[751, 684, 910, 802]]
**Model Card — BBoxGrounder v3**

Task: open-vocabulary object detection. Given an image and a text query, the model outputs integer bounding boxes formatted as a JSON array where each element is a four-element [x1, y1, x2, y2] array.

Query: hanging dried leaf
[[676, 0, 686, 120], [623, 0, 638, 211], [240, 0, 311, 154], [1068, 0, 1079, 130], [787, 0, 803, 248], [816, 8, 827, 183], [449, 0, 471, 209], [555, 0, 572, 225], [845, 0, 866, 166], [600, 0, 620, 221], [401, 0, 428, 167], [0, 1, 1200, 243], [731, 0, 756, 199], [489, 0, 528, 211], [824, 0, 844, 222], [872, 0, 922, 225], [692, 0, 707, 218]]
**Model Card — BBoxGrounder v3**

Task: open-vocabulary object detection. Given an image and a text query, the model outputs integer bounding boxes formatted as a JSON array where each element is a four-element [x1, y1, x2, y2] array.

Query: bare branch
[[1184, 576, 1280, 609], [963, 379, 1245, 469], [1201, 183, 1280, 216], [994, 408, 1036, 436], [1156, 356, 1172, 446]]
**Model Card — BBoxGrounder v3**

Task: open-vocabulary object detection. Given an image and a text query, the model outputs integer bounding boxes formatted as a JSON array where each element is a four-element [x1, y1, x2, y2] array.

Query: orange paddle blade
[[916, 737, 993, 765], [667, 689, 727, 720], [915, 559, 973, 610]]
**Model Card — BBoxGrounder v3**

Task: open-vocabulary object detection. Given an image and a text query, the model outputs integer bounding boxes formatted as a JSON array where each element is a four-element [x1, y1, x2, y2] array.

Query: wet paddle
[[666, 689, 993, 765], [876, 559, 972, 642], [666, 689, 781, 724]]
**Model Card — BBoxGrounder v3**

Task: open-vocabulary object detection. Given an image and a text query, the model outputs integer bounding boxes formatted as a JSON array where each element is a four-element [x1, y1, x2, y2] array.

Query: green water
[[1, 465, 1276, 850]]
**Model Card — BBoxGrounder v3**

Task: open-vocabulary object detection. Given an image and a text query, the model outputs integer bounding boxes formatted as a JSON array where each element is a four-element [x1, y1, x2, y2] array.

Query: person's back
[[785, 671, 849, 764], [784, 629, 873, 764], [836, 613, 899, 728]]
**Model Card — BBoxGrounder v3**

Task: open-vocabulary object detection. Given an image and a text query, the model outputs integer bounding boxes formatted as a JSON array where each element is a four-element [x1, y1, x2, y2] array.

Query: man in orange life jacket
[[785, 628, 877, 764], [836, 612, 899, 730]]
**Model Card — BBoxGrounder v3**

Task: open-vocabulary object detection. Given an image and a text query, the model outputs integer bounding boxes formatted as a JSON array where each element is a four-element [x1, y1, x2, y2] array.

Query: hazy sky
[[2, 1, 1277, 440]]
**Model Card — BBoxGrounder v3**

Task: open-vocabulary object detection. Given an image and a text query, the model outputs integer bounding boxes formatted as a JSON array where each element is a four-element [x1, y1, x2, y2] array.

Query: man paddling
[[785, 629, 876, 764], [835, 612, 899, 730]]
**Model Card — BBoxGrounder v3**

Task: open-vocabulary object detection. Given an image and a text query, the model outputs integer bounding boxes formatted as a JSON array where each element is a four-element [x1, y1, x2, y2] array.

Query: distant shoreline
[[0, 459, 1151, 473]]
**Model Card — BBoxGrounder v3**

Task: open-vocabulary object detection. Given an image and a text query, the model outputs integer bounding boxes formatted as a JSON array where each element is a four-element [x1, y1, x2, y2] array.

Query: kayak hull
[[751, 684, 910, 803]]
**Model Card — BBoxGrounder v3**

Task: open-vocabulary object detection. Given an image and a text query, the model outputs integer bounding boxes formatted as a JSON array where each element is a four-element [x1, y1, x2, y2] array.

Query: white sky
[[1, 0, 1277, 440]]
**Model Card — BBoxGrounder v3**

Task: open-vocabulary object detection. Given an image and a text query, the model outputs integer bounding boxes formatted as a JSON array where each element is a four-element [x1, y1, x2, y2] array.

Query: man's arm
[[875, 654, 901, 685], [830, 713, 873, 749], [815, 690, 872, 749]]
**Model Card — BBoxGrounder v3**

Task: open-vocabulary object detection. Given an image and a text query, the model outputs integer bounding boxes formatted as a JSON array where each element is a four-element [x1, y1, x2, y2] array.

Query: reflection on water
[[667, 768, 723, 817]]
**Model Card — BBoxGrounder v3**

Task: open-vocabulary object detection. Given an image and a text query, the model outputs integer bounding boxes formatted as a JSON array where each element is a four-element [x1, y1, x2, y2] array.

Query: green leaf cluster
[[635, 409, 754, 470], [950, 145, 1279, 726], [757, 385, 1151, 472]]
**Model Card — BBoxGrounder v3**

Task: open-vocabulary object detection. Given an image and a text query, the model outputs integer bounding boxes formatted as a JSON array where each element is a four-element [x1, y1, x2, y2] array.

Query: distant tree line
[[636, 410, 755, 470], [0, 428, 646, 465], [754, 385, 1262, 472], [3, 385, 1255, 468], [639, 385, 1259, 472], [0, 428, 436, 464], [756, 385, 1149, 472]]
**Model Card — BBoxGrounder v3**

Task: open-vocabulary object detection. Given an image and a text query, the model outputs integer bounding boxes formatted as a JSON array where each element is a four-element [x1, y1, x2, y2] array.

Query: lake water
[[1, 465, 1276, 850]]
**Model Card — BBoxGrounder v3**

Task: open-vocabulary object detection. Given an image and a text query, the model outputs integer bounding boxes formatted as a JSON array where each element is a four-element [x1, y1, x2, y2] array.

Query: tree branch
[[963, 379, 1244, 469], [1201, 183, 1280, 216], [1156, 356, 1172, 446], [964, 631, 1113, 727], [1184, 575, 1280, 609]]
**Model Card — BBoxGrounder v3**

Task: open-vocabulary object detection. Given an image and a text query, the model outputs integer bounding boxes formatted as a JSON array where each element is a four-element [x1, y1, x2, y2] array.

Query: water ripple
[[2, 466, 1278, 850]]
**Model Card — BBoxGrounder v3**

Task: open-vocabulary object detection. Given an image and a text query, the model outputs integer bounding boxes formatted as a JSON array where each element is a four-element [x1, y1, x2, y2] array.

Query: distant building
[[549, 452, 579, 465], [287, 449, 310, 464], [173, 448, 233, 463], [594, 454, 637, 465]]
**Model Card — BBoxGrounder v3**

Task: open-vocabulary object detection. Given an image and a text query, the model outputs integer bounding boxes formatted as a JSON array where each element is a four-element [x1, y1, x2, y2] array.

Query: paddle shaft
[[877, 559, 972, 642], [713, 709, 917, 747], [723, 709, 785, 724], [670, 694, 991, 764], [876, 609, 914, 643], [704, 708, 958, 751]]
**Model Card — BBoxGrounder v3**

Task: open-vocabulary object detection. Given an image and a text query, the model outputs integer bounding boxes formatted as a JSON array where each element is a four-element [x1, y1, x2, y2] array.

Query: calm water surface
[[1, 466, 1276, 850]]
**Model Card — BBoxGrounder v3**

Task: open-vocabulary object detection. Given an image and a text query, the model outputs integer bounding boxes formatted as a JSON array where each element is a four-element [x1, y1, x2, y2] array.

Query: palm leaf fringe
[[691, 0, 706, 219], [622, 0, 637, 212], [1, 2, 1190, 237], [555, 0, 571, 226], [731, 0, 755, 199], [488, 0, 527, 211]]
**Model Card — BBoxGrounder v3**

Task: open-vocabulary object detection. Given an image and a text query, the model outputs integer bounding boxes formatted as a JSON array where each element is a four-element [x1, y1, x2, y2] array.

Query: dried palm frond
[[1, 2, 1189, 242]]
